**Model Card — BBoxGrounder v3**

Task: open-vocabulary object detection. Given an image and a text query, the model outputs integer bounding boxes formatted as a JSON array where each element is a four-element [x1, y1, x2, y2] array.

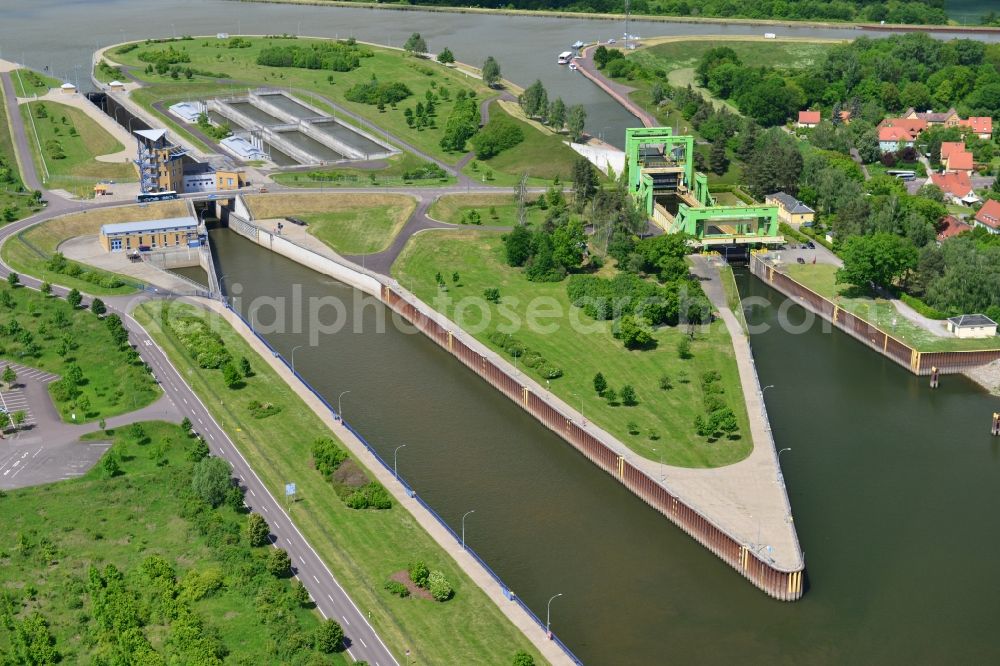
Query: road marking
[[342, 615, 350, 625], [299, 556, 305, 564], [313, 575, 319, 583], [359, 638, 367, 648], [208, 433, 215, 440], [261, 505, 268, 512], [248, 488, 255, 497], [182, 397, 188, 404], [327, 594, 334, 603]]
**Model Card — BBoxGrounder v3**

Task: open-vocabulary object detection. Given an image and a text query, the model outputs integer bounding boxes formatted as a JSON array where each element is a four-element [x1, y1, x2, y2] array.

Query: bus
[[886, 170, 916, 181], [136, 190, 179, 203]]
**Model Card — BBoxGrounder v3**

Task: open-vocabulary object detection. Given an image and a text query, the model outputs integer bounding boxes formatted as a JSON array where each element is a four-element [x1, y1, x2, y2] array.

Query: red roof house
[[797, 110, 821, 127], [945, 150, 974, 174], [959, 116, 993, 139], [937, 215, 971, 241], [975, 199, 1000, 233], [880, 117, 929, 135], [940, 142, 965, 160], [930, 172, 978, 204]]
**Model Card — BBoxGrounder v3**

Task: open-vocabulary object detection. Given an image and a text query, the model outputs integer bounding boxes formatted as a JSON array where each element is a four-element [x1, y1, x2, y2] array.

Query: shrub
[[901, 293, 948, 320], [314, 619, 345, 653], [247, 400, 281, 419], [408, 561, 429, 588], [312, 437, 347, 477], [620, 384, 638, 406], [427, 570, 453, 601], [244, 513, 270, 547], [593, 372, 607, 396], [169, 316, 231, 369], [345, 77, 412, 105], [266, 548, 291, 577], [256, 41, 367, 71], [383, 580, 410, 598], [677, 337, 692, 359], [191, 457, 231, 508], [659, 375, 672, 390], [483, 287, 501, 303], [471, 114, 524, 159], [344, 482, 392, 510]]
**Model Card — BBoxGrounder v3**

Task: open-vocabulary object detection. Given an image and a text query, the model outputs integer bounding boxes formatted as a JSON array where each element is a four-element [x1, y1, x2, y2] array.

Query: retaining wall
[[750, 254, 1000, 375], [228, 217, 804, 600]]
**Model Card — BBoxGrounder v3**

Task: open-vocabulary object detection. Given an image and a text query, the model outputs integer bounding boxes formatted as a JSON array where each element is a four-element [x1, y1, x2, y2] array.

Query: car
[[796, 257, 806, 264], [806, 241, 815, 249], [608, 38, 616, 44]]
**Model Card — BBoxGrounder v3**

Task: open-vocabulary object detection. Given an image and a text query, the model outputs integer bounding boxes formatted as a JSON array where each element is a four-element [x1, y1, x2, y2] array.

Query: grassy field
[[631, 38, 836, 79], [272, 152, 455, 189], [244, 192, 417, 254], [133, 300, 546, 665], [19, 100, 136, 198], [427, 192, 547, 227], [0, 281, 160, 423], [0, 421, 346, 664], [2, 201, 187, 295], [11, 68, 61, 98], [393, 229, 752, 467], [783, 262, 1000, 352], [0, 78, 38, 223]]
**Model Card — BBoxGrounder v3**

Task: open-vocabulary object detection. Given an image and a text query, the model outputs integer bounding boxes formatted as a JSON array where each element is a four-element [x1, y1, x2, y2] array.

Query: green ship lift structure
[[626, 127, 783, 247]]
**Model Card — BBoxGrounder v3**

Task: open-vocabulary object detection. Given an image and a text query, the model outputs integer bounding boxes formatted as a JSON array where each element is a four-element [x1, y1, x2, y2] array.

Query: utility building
[[134, 129, 186, 194], [626, 127, 781, 247], [99, 216, 199, 253]]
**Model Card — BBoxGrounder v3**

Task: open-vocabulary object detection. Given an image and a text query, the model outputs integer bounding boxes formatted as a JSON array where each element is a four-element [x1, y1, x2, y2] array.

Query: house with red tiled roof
[[880, 117, 929, 135], [904, 107, 961, 127], [929, 172, 979, 206], [945, 150, 974, 175], [879, 125, 916, 153], [959, 116, 993, 140], [974, 199, 1000, 234], [937, 215, 971, 242], [838, 109, 852, 124], [940, 141, 965, 160], [797, 110, 821, 128]]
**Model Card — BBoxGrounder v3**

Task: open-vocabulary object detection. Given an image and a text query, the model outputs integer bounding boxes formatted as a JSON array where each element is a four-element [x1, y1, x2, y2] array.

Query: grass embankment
[[783, 262, 1000, 352], [11, 68, 61, 98], [428, 193, 546, 227], [133, 300, 546, 665], [272, 152, 455, 188], [244, 192, 417, 254], [393, 229, 752, 467], [0, 282, 159, 422], [0, 421, 347, 664], [717, 263, 749, 335], [18, 100, 136, 197], [0, 80, 39, 223], [2, 201, 187, 295]]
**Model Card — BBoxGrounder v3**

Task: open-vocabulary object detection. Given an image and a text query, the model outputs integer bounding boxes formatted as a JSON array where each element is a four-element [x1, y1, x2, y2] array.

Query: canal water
[[7, 0, 996, 148], [211, 227, 1000, 664]]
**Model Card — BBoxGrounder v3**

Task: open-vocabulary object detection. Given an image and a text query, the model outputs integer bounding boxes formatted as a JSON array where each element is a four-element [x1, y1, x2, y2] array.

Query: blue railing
[[224, 303, 584, 665]]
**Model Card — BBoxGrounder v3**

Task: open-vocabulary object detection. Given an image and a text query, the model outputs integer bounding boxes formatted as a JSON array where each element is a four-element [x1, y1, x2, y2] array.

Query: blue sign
[[285, 483, 296, 496]]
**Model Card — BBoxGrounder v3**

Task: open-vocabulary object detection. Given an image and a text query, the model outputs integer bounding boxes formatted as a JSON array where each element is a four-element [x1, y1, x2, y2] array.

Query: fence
[[221, 303, 584, 664], [225, 209, 805, 602], [750, 254, 1000, 375]]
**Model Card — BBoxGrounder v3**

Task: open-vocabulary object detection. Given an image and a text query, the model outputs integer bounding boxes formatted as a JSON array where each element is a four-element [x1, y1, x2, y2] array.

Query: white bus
[[557, 51, 573, 65]]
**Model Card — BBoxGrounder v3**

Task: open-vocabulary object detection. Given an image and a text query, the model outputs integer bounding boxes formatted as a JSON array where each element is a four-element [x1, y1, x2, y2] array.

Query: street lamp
[[546, 593, 563, 639], [393, 444, 407, 481], [762, 384, 775, 392], [337, 390, 351, 420], [461, 509, 475, 550], [290, 345, 302, 374], [778, 447, 791, 461]]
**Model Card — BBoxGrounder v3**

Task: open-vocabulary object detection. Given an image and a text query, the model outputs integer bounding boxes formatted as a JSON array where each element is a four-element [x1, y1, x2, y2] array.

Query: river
[[5, 0, 997, 148], [210, 226, 1000, 664]]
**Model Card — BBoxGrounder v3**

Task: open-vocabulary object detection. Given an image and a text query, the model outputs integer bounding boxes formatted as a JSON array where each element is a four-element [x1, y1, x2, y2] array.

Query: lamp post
[[762, 384, 774, 392], [778, 447, 791, 461], [217, 274, 228, 304], [290, 345, 302, 374], [546, 593, 563, 639], [337, 390, 351, 421], [461, 509, 475, 550], [393, 444, 407, 481]]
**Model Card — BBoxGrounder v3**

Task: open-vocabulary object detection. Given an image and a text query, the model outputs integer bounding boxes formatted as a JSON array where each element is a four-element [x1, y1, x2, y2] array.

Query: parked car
[[796, 257, 806, 264], [806, 241, 815, 249]]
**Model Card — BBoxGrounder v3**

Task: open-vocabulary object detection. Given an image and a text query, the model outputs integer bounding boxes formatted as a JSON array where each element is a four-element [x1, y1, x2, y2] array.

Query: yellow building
[[99, 216, 198, 253], [215, 169, 245, 190], [135, 129, 186, 194], [766, 192, 815, 226]]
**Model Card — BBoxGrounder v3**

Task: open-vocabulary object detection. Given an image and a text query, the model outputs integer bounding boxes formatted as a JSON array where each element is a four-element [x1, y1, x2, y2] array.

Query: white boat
[[764, 32, 777, 39], [557, 51, 573, 65], [571, 40, 585, 49], [568, 62, 579, 71]]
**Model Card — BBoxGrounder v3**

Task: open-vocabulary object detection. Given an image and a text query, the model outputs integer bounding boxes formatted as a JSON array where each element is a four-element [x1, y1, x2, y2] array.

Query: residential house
[[974, 199, 1000, 234], [904, 107, 961, 127], [929, 172, 979, 206], [797, 110, 821, 128], [766, 192, 815, 226], [878, 125, 916, 153], [959, 116, 993, 140], [940, 141, 965, 160], [880, 117, 929, 136], [945, 150, 974, 175], [936, 214, 971, 242]]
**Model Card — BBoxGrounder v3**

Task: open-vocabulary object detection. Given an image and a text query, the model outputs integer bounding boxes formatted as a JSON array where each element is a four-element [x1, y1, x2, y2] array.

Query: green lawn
[[427, 193, 547, 227], [631, 38, 836, 78], [19, 100, 136, 198], [0, 78, 38, 223], [11, 68, 61, 98], [272, 152, 455, 189], [783, 262, 1000, 352], [2, 201, 187, 296], [0, 420, 347, 665], [133, 300, 546, 666], [0, 281, 160, 423], [393, 229, 752, 467], [718, 263, 749, 335], [242, 191, 417, 254]]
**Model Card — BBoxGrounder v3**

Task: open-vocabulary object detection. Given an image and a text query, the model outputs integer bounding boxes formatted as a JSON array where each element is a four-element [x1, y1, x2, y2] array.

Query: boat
[[557, 51, 573, 65], [568, 62, 578, 71], [571, 40, 585, 49]]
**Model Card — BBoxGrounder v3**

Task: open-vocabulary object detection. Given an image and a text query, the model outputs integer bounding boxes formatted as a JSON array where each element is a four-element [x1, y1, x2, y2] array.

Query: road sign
[[285, 483, 296, 496]]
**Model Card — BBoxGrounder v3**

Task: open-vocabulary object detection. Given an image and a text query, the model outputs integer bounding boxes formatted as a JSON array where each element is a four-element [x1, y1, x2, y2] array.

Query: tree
[[604, 387, 618, 405], [191, 456, 231, 508], [90, 298, 106, 316], [519, 80, 548, 119], [709, 140, 730, 175], [593, 372, 607, 396], [427, 570, 453, 601], [566, 105, 587, 142], [409, 561, 430, 587], [239, 356, 253, 377], [547, 97, 566, 130], [614, 315, 653, 349], [12, 612, 60, 665], [67, 288, 82, 309], [266, 548, 292, 577], [221, 362, 241, 389], [40, 281, 51, 296], [836, 232, 918, 292], [403, 33, 427, 56], [513, 651, 536, 666], [857, 129, 881, 163], [101, 452, 121, 478], [503, 224, 533, 267], [245, 512, 270, 547], [677, 337, 692, 359], [482, 56, 501, 88], [315, 619, 344, 653], [187, 437, 210, 462], [7, 272, 19, 287], [181, 416, 192, 433], [620, 384, 638, 406], [572, 155, 599, 209], [11, 410, 25, 431], [293, 579, 312, 606], [436, 47, 455, 64], [2, 365, 16, 387]]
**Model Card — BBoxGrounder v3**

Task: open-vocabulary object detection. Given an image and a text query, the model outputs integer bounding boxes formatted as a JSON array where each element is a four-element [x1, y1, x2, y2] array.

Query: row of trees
[[518, 79, 588, 141]]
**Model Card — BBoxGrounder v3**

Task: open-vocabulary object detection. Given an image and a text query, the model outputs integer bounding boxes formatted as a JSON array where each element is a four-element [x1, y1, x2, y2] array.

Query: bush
[[408, 561, 429, 588], [901, 293, 948, 320], [247, 400, 281, 419], [312, 437, 348, 477], [244, 513, 270, 547], [257, 41, 367, 71], [620, 384, 638, 406], [471, 114, 524, 159], [266, 548, 291, 577], [345, 77, 412, 105], [383, 580, 410, 598], [344, 482, 392, 510], [427, 570, 453, 601], [314, 619, 345, 653], [169, 316, 231, 369], [483, 287, 501, 303], [677, 337, 692, 359], [191, 457, 231, 508]]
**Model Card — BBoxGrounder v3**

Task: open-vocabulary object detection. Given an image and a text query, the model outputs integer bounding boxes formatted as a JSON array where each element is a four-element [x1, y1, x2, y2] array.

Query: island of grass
[[782, 262, 1000, 352], [428, 192, 549, 227], [10, 68, 61, 98], [106, 36, 579, 184], [393, 227, 752, 467], [133, 300, 545, 664], [0, 420, 350, 664], [0, 282, 159, 423], [0, 83, 40, 223], [18, 99, 136, 198], [272, 152, 455, 189], [2, 201, 187, 295], [244, 192, 417, 255]]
